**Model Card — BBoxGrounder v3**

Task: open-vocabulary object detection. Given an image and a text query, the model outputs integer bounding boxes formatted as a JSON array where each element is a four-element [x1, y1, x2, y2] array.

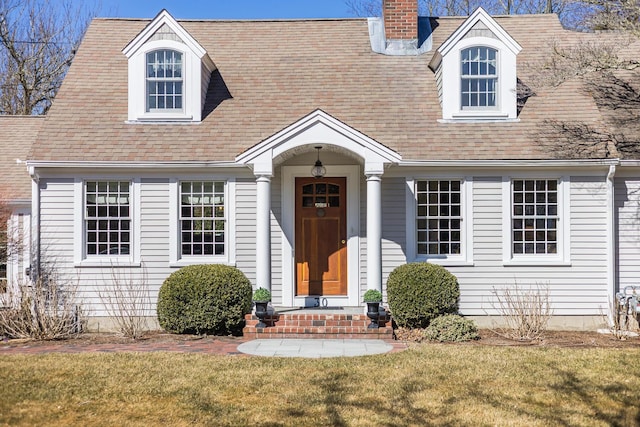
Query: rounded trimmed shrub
[[386, 263, 459, 328], [423, 314, 479, 342], [157, 264, 252, 335]]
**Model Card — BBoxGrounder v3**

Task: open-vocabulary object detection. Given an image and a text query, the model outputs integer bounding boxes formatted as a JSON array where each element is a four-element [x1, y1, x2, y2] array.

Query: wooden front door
[[295, 177, 347, 296]]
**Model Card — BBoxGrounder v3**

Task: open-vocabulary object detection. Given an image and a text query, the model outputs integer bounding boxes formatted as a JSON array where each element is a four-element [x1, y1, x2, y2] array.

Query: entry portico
[[236, 110, 402, 306]]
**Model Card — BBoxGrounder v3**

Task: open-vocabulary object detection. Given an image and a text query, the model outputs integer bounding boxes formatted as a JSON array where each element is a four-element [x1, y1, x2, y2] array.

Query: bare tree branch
[[0, 0, 98, 115]]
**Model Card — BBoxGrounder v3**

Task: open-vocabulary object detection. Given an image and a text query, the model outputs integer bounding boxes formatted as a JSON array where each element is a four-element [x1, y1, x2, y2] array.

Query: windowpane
[[461, 46, 497, 108], [416, 180, 462, 255], [180, 181, 225, 256], [85, 181, 130, 255], [146, 49, 183, 112], [511, 179, 559, 255]]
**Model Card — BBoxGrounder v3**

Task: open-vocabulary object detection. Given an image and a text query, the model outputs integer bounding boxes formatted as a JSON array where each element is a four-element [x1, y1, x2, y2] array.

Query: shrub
[[386, 263, 459, 329], [252, 287, 271, 302], [363, 289, 382, 302], [157, 264, 252, 335], [424, 314, 479, 342]]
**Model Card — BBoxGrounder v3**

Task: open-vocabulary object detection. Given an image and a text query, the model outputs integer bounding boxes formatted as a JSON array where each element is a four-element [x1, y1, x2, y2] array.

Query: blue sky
[[99, 0, 355, 19]]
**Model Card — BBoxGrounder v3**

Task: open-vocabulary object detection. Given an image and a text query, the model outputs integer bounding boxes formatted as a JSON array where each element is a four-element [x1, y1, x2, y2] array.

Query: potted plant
[[252, 287, 271, 328], [363, 289, 383, 329]]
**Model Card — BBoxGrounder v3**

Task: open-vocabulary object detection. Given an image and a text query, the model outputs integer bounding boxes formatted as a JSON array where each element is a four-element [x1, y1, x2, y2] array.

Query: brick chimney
[[383, 0, 418, 42]]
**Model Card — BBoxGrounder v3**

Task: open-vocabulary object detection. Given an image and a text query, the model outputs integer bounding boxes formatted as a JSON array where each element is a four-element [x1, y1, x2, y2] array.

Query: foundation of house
[[242, 307, 394, 339]]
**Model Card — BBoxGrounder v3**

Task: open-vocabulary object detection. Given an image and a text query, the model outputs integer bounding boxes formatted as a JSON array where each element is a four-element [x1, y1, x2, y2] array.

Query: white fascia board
[[235, 109, 401, 166], [122, 9, 208, 60], [437, 7, 522, 57], [25, 160, 244, 170], [397, 159, 619, 168]]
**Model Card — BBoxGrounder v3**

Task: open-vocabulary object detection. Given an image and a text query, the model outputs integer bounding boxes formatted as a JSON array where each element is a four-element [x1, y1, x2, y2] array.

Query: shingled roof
[[0, 116, 43, 200], [28, 13, 622, 163]]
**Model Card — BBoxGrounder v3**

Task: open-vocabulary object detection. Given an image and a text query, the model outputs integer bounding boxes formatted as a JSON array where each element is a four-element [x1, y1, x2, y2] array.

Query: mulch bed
[[1, 329, 639, 350], [395, 327, 640, 348]]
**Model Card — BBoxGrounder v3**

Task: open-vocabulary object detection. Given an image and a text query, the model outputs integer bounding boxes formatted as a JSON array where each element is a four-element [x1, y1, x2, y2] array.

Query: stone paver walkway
[[0, 336, 407, 357]]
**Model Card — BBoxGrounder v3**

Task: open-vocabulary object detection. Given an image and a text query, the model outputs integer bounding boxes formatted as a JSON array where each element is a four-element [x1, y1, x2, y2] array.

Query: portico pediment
[[235, 109, 401, 176]]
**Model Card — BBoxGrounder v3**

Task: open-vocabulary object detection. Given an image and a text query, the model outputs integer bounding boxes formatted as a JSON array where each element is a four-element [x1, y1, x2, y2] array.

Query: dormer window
[[122, 10, 215, 123], [431, 8, 521, 122], [461, 46, 497, 110], [146, 49, 183, 112]]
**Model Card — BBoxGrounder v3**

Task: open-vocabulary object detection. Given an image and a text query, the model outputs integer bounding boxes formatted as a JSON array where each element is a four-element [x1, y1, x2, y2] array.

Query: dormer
[[122, 10, 215, 123], [430, 8, 522, 122]]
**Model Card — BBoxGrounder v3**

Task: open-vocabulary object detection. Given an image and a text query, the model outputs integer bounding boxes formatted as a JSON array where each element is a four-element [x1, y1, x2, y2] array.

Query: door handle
[[341, 239, 346, 245]]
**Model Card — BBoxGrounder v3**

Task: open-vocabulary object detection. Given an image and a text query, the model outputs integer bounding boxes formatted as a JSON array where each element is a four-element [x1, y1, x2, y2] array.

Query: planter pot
[[366, 301, 381, 329], [254, 301, 269, 328]]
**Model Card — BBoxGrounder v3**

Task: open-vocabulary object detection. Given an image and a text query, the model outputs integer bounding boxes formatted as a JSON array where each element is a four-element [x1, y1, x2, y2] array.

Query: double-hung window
[[416, 180, 462, 256], [461, 46, 497, 110], [511, 179, 558, 255], [180, 181, 225, 257], [146, 49, 183, 112], [85, 181, 131, 256]]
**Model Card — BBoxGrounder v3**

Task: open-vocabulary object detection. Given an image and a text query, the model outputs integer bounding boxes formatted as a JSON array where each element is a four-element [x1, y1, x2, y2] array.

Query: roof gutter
[[397, 159, 619, 168], [26, 160, 245, 170]]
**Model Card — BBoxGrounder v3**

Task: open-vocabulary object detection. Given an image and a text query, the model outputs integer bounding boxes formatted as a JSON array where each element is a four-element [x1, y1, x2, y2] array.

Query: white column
[[366, 173, 382, 292], [256, 175, 272, 291]]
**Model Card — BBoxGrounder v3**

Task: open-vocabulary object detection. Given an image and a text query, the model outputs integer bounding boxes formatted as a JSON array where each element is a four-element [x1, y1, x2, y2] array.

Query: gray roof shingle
[[29, 14, 623, 163]]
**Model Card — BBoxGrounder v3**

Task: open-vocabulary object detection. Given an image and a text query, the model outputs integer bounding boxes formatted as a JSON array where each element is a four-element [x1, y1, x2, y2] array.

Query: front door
[[295, 177, 347, 296]]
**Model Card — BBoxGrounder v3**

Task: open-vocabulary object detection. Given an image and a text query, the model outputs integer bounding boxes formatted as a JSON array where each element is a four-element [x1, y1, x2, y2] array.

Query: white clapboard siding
[[235, 178, 257, 287], [616, 178, 640, 288], [380, 177, 408, 299]]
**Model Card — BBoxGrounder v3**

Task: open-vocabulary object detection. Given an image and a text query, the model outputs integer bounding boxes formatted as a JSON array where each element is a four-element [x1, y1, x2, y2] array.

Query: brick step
[[242, 311, 393, 339]]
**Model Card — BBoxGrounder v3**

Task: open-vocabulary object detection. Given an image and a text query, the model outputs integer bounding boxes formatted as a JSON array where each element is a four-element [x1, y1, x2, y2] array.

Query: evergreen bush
[[423, 314, 479, 342], [157, 264, 252, 335], [386, 263, 459, 328]]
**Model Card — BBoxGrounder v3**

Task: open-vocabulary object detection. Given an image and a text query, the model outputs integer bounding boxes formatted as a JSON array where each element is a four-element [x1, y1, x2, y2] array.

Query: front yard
[[1, 344, 639, 426]]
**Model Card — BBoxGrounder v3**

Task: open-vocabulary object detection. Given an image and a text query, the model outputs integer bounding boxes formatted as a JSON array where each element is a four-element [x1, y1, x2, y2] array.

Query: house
[[0, 116, 42, 302], [9, 0, 640, 330]]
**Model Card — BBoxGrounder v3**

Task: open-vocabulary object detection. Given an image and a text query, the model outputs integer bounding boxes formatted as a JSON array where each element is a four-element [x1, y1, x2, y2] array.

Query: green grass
[[1, 346, 639, 426]]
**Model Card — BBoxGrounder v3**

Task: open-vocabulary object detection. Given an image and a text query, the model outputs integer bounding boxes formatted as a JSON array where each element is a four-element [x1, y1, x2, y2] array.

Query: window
[[85, 181, 131, 256], [180, 181, 225, 256], [416, 180, 462, 256], [511, 179, 558, 255], [146, 49, 183, 112], [461, 46, 497, 109]]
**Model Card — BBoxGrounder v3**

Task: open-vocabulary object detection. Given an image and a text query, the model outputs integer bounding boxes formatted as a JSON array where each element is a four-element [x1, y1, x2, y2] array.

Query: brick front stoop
[[242, 310, 394, 339]]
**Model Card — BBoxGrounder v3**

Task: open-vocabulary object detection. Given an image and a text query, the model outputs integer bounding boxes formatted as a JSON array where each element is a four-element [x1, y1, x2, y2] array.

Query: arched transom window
[[146, 49, 183, 112], [460, 46, 497, 109]]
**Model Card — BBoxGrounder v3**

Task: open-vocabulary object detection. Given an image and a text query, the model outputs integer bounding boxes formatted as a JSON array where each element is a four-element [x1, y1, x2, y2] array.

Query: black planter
[[254, 301, 269, 328], [366, 301, 381, 329]]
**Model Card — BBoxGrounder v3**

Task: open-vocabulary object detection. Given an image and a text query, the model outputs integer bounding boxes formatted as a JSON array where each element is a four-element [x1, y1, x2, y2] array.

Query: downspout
[[28, 166, 40, 282], [606, 164, 617, 313]]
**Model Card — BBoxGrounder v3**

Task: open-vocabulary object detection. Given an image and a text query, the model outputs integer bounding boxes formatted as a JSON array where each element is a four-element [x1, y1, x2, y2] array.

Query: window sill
[[440, 112, 518, 123], [128, 113, 195, 123]]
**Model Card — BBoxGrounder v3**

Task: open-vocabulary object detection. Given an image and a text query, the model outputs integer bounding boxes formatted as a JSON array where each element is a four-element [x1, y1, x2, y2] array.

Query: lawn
[[1, 345, 639, 426]]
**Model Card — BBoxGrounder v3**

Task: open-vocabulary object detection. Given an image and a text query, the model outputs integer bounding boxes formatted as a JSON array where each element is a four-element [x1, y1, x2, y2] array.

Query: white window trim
[[169, 177, 236, 267], [127, 40, 198, 123], [74, 178, 141, 267], [406, 176, 474, 266], [502, 175, 571, 266], [439, 36, 519, 122]]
